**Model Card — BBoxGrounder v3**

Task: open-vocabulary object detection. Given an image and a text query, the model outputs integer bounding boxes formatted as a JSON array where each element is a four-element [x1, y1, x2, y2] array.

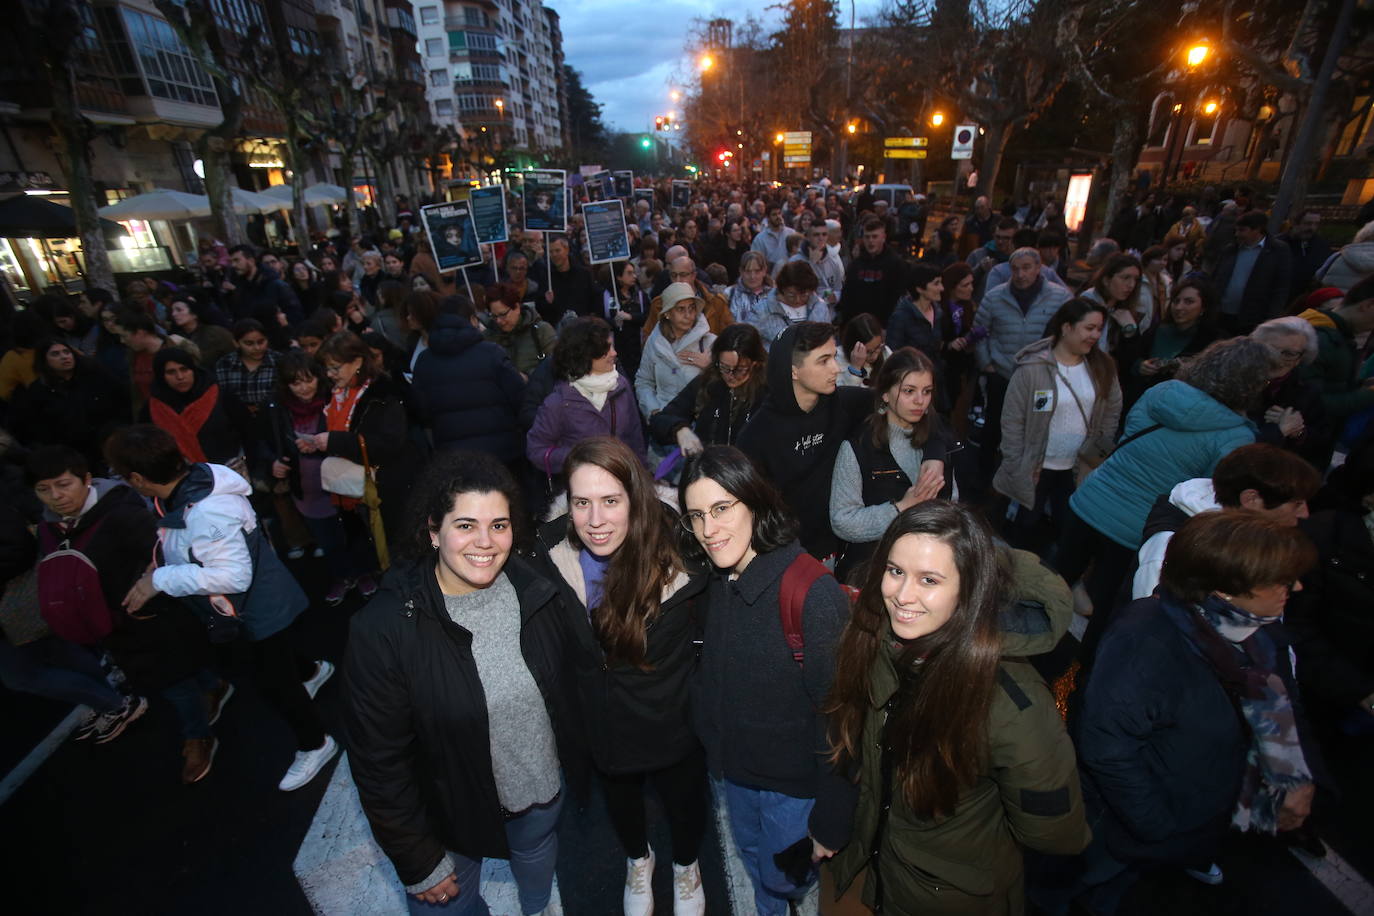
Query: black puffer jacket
[[535, 515, 708, 775], [342, 557, 580, 885], [411, 315, 525, 461], [648, 374, 766, 448]]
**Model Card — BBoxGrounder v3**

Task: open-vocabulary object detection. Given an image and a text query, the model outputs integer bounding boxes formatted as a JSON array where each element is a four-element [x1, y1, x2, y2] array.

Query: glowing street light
[[1202, 99, 1220, 115], [494, 99, 504, 111], [774, 132, 784, 144], [930, 111, 945, 128], [846, 122, 857, 134], [699, 54, 714, 72], [1186, 42, 1210, 68], [670, 90, 681, 102]]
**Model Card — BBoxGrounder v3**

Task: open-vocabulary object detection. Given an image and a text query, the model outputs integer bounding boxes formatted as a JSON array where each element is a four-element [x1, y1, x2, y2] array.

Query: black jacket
[[1210, 236, 1293, 331], [342, 557, 579, 885], [1252, 369, 1330, 470], [737, 324, 880, 558], [10, 362, 129, 467], [228, 266, 303, 342], [693, 539, 856, 850], [535, 517, 708, 775], [324, 374, 422, 541], [648, 374, 766, 448], [411, 315, 525, 462], [839, 246, 907, 325], [541, 264, 598, 325]]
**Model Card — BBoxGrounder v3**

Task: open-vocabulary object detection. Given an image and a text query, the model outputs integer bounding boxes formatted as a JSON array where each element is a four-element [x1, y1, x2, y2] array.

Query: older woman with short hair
[[1250, 316, 1328, 467]]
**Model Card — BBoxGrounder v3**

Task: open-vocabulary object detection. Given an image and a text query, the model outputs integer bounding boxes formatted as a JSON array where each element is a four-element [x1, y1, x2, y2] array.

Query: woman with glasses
[[536, 437, 710, 915], [678, 446, 854, 916], [830, 348, 947, 582], [725, 251, 773, 324], [635, 283, 717, 420], [754, 261, 832, 350], [1250, 317, 1328, 468], [834, 314, 890, 389], [482, 282, 556, 379], [650, 324, 768, 456]]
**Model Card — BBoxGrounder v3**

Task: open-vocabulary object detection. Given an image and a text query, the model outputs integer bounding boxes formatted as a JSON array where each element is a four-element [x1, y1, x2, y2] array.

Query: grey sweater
[[829, 424, 926, 543]]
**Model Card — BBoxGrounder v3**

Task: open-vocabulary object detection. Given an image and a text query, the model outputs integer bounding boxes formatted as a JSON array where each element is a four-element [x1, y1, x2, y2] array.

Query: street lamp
[[930, 111, 945, 128], [1186, 42, 1210, 68], [699, 54, 714, 72], [846, 122, 857, 134], [1202, 99, 1219, 115], [774, 132, 784, 144]]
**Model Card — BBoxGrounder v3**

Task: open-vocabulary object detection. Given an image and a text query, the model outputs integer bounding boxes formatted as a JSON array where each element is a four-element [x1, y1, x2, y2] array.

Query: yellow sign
[[884, 137, 929, 148], [883, 149, 928, 159]]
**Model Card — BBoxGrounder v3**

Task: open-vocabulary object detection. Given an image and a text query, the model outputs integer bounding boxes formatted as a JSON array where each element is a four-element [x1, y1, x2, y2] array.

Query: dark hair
[[1141, 245, 1168, 264], [870, 347, 937, 449], [438, 294, 475, 324], [401, 289, 441, 333], [553, 316, 613, 381], [110, 308, 159, 337], [696, 323, 767, 421], [1089, 253, 1143, 307], [1237, 210, 1269, 232], [1160, 509, 1316, 605], [1166, 277, 1218, 325], [316, 331, 379, 383], [103, 424, 188, 484], [789, 320, 837, 368], [275, 348, 328, 401], [297, 317, 332, 344], [85, 288, 116, 308], [227, 243, 257, 259], [1044, 298, 1116, 397], [231, 318, 266, 341], [995, 216, 1019, 233], [940, 263, 973, 301], [906, 263, 942, 298], [1012, 227, 1038, 249], [405, 449, 527, 559], [827, 501, 1006, 819], [1212, 443, 1321, 509], [32, 338, 79, 384], [1037, 230, 1066, 250], [678, 445, 797, 555], [840, 314, 886, 380], [322, 270, 351, 293], [862, 218, 885, 234], [564, 437, 684, 669], [775, 259, 819, 293], [26, 444, 89, 486]]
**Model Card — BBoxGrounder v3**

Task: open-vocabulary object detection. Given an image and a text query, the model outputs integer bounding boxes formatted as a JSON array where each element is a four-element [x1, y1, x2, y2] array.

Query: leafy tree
[[564, 65, 609, 161]]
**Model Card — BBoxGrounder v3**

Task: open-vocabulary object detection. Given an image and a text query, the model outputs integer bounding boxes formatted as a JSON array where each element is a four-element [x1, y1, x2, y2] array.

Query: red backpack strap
[[779, 553, 829, 666]]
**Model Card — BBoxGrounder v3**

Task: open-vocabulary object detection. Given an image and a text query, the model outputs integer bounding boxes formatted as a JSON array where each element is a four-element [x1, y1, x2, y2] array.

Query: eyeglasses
[[778, 289, 810, 304], [681, 499, 741, 532], [489, 307, 515, 320], [715, 361, 752, 378]]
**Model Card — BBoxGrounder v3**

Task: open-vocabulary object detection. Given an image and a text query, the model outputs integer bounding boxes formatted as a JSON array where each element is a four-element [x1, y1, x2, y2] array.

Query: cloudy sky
[[552, 0, 886, 132]]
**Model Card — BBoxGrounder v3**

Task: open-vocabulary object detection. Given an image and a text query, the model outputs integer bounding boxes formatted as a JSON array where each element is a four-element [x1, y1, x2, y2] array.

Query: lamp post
[[1160, 41, 1211, 186]]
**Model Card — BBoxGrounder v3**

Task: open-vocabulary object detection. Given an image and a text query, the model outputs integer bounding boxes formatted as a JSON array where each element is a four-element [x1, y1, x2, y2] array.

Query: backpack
[[778, 553, 859, 666], [37, 518, 114, 645]]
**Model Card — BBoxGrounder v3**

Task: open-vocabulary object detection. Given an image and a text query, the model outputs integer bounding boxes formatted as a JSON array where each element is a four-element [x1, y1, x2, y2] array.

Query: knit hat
[[1298, 287, 1344, 311], [661, 282, 701, 314], [387, 228, 404, 240]]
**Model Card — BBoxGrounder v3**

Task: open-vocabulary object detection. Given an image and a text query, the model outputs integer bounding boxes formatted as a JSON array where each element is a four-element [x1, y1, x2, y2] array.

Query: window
[[419, 5, 439, 25], [465, 8, 487, 27], [425, 37, 444, 56], [1145, 94, 1174, 148], [430, 68, 448, 87], [116, 8, 218, 106], [448, 30, 466, 50], [435, 98, 453, 116]]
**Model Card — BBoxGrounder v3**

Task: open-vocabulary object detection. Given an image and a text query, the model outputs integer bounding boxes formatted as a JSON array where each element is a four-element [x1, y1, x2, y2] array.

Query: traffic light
[[655, 116, 664, 131], [640, 136, 652, 149], [663, 114, 673, 130]]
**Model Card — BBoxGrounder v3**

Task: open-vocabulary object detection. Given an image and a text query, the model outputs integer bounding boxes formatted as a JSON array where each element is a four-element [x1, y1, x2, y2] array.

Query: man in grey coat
[[972, 248, 1073, 482]]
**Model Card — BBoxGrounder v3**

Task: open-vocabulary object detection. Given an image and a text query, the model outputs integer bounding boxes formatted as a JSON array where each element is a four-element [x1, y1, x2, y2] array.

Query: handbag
[[0, 568, 49, 646], [320, 456, 367, 498]]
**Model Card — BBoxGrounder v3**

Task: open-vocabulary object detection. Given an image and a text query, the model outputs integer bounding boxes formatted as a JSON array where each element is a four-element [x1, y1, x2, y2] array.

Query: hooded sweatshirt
[[1132, 477, 1218, 600], [1317, 240, 1374, 293], [736, 324, 873, 558]]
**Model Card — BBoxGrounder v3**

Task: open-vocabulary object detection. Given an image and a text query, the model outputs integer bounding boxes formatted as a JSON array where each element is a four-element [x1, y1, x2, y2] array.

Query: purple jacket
[[526, 375, 648, 476]]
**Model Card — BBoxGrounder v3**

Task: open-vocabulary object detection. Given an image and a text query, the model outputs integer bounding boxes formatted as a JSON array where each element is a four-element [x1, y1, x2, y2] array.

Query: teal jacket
[[1069, 380, 1255, 549]]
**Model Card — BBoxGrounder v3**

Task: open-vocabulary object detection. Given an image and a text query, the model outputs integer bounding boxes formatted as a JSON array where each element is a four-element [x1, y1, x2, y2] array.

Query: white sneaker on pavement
[[624, 850, 655, 916], [278, 734, 338, 791], [672, 861, 705, 916], [302, 660, 335, 699]]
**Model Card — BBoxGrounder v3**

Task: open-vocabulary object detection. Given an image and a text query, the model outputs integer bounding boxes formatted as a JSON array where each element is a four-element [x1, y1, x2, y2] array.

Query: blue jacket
[[1069, 380, 1255, 549], [411, 315, 525, 461], [972, 278, 1072, 379]]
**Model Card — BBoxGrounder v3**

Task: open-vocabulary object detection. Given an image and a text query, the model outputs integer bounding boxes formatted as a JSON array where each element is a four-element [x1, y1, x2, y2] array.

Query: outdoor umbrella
[[229, 187, 289, 215], [98, 188, 211, 221], [0, 194, 126, 238], [263, 183, 349, 207]]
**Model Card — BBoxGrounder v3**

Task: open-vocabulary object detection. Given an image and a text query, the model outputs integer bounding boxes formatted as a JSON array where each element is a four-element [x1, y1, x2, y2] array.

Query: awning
[[262, 182, 350, 206], [0, 194, 126, 238]]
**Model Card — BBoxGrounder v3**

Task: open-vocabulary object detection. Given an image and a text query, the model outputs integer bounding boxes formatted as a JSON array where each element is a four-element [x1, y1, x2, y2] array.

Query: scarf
[[325, 380, 369, 432], [1010, 276, 1044, 315], [571, 370, 620, 410], [1180, 592, 1312, 834], [287, 394, 328, 432], [149, 383, 220, 464]]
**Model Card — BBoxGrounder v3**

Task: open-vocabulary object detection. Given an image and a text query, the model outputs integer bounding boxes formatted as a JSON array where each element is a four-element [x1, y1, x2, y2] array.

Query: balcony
[[313, 0, 346, 24], [453, 76, 509, 90], [386, 7, 416, 37], [450, 47, 504, 63]]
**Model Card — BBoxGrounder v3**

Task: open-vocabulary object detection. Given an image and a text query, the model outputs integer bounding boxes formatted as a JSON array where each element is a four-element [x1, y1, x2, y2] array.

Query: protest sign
[[582, 199, 631, 265]]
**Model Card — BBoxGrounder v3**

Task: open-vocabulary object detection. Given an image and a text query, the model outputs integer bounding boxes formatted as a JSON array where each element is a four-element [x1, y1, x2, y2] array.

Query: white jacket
[[1131, 477, 1218, 600], [634, 313, 716, 417], [151, 464, 257, 599]]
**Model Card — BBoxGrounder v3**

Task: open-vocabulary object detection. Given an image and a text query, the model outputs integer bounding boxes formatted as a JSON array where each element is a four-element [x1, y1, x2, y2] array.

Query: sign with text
[[783, 130, 812, 165], [883, 149, 928, 159], [613, 170, 634, 198], [522, 169, 567, 232], [467, 185, 509, 245], [420, 200, 482, 272], [884, 137, 929, 148], [670, 180, 691, 210], [633, 188, 655, 208], [582, 199, 631, 264], [588, 170, 613, 202]]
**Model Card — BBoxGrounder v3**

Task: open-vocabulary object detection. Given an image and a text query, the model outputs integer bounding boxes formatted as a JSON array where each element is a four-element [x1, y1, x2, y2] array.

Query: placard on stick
[[468, 185, 509, 245], [633, 187, 655, 208], [582, 199, 631, 265], [671, 180, 691, 210], [420, 200, 482, 272], [522, 169, 567, 232], [613, 170, 633, 198]]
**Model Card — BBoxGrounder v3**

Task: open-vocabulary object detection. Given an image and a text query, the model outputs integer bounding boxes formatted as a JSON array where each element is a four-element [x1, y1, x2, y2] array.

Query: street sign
[[952, 125, 976, 160], [783, 131, 812, 166], [883, 149, 928, 159], [884, 137, 929, 148]]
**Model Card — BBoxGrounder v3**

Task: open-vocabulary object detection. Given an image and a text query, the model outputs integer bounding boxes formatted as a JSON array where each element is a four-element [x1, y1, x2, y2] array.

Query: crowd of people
[[0, 174, 1372, 916]]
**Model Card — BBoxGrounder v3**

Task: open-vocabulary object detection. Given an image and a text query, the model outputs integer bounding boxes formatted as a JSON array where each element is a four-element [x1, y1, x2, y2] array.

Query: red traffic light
[[655, 116, 664, 131], [717, 151, 727, 161]]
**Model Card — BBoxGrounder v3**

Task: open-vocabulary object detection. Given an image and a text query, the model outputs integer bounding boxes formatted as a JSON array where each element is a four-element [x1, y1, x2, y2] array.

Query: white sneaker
[[302, 660, 335, 699], [1184, 862, 1224, 885], [671, 861, 705, 916], [278, 734, 338, 791], [624, 850, 655, 916], [538, 899, 563, 916]]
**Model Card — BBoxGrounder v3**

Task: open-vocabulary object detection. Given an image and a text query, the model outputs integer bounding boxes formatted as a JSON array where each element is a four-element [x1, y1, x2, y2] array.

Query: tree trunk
[[1244, 117, 1276, 182], [1102, 113, 1141, 241], [47, 80, 114, 293], [197, 136, 244, 246], [977, 120, 1011, 198], [372, 153, 397, 227], [290, 158, 309, 250]]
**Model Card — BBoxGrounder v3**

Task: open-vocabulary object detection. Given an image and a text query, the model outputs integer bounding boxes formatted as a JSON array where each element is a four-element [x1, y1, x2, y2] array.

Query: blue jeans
[[406, 789, 564, 916], [0, 635, 123, 712], [721, 778, 816, 916], [162, 668, 222, 739]]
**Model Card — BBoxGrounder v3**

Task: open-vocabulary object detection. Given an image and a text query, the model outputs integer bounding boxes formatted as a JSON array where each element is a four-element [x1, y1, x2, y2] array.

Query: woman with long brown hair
[[535, 437, 710, 916], [649, 323, 768, 454], [826, 502, 1089, 914]]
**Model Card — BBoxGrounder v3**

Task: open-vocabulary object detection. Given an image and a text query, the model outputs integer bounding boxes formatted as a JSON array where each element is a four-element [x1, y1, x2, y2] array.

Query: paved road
[[0, 550, 1369, 915]]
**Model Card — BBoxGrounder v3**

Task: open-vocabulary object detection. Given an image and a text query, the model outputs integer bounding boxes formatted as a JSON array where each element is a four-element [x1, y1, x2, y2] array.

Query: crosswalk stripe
[[1290, 845, 1374, 916]]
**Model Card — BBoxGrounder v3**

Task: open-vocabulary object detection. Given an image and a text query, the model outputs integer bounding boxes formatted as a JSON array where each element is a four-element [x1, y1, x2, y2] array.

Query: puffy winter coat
[[411, 314, 525, 461], [526, 375, 647, 476], [1316, 240, 1374, 293], [973, 278, 1073, 379], [635, 312, 715, 417], [482, 304, 556, 376]]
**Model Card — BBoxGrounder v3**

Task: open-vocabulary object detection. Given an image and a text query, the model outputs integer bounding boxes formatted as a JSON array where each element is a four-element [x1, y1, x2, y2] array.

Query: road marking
[[1290, 845, 1374, 916], [0, 705, 87, 806], [294, 753, 562, 914]]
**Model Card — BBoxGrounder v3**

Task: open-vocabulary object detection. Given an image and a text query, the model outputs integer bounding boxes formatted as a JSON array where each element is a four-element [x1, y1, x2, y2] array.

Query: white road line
[[1290, 845, 1374, 916], [0, 705, 88, 806]]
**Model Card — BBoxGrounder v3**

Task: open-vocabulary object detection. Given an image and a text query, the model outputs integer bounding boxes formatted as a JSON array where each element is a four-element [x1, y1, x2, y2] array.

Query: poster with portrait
[[467, 185, 509, 245], [613, 170, 634, 198], [589, 170, 613, 202], [522, 169, 567, 232], [420, 200, 482, 272], [671, 180, 691, 210], [582, 199, 631, 265], [633, 187, 655, 209]]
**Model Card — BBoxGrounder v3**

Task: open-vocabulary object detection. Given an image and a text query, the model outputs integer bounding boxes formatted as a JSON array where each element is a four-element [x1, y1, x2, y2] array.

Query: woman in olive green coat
[[825, 502, 1089, 915]]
